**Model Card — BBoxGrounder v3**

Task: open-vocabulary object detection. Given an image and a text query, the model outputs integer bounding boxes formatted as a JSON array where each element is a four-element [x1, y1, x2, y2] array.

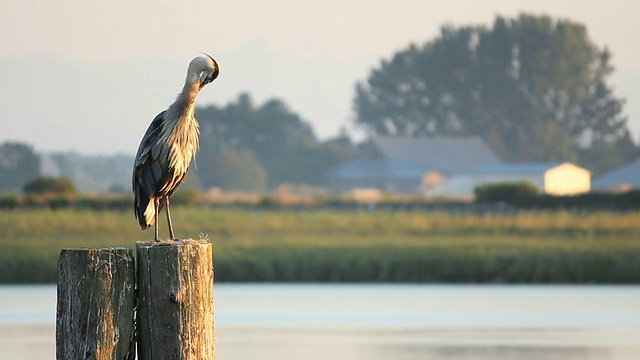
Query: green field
[[1, 207, 640, 283]]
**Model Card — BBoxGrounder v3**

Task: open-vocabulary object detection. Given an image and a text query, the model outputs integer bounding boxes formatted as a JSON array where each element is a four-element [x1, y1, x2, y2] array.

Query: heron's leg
[[154, 198, 160, 242], [165, 197, 175, 240]]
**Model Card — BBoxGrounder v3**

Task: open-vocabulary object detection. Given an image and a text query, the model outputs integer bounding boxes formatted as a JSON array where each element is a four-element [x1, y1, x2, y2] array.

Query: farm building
[[326, 136, 502, 194], [432, 162, 591, 197], [592, 158, 640, 192]]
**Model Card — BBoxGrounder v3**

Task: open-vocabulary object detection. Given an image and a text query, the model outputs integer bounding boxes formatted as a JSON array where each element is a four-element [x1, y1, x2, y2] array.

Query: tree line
[[0, 94, 355, 194], [194, 93, 354, 191], [1, 13, 636, 194], [354, 13, 637, 174]]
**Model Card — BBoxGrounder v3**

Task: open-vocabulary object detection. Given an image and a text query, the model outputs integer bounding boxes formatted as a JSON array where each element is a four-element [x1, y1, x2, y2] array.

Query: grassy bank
[[1, 208, 639, 283]]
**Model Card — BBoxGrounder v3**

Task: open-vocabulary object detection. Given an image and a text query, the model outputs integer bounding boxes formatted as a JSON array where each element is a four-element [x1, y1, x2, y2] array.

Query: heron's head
[[186, 54, 219, 89]]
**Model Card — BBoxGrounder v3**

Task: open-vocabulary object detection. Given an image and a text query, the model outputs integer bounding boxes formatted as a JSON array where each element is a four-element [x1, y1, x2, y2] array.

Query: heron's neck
[[168, 81, 201, 120]]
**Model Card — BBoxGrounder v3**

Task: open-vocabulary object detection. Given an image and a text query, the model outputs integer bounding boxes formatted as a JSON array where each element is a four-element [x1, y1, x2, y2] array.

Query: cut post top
[[59, 247, 132, 253], [137, 238, 211, 248]]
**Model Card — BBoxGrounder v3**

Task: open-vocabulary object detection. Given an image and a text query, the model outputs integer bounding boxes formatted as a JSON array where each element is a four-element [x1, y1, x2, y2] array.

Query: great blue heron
[[133, 54, 219, 241]]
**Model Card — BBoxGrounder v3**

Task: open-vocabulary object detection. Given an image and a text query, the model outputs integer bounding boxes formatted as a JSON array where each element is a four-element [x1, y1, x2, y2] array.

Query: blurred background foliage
[[2, 14, 636, 195]]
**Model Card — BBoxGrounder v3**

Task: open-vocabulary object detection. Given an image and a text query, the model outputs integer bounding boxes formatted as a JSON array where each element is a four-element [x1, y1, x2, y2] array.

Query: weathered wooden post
[[136, 239, 215, 359], [56, 248, 136, 360]]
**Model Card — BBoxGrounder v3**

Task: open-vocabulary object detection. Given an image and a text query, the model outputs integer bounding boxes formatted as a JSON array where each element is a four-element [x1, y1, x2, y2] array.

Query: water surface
[[1, 284, 639, 359]]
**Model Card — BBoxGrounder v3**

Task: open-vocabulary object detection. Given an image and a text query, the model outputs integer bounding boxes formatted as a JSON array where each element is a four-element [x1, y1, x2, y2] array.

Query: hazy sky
[[0, 0, 638, 155]]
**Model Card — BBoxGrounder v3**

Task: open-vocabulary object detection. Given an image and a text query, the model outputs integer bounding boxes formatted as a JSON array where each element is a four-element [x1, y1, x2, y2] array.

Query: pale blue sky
[[0, 0, 638, 154]]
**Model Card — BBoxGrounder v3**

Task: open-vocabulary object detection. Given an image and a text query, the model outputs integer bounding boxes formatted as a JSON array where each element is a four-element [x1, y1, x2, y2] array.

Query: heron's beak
[[201, 72, 217, 87], [197, 72, 210, 89]]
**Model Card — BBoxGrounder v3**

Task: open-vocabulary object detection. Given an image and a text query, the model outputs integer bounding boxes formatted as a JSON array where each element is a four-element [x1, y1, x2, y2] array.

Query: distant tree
[[23, 176, 76, 195], [206, 149, 268, 192], [0, 142, 40, 193], [107, 183, 127, 194], [196, 93, 355, 188], [354, 14, 635, 173], [297, 132, 356, 183]]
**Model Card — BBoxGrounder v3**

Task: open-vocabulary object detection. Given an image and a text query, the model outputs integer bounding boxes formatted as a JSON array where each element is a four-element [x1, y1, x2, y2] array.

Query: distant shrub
[[318, 194, 357, 208], [46, 195, 73, 210], [518, 190, 640, 210], [257, 195, 282, 208], [23, 176, 77, 196], [172, 187, 203, 205], [0, 193, 19, 209], [474, 181, 539, 203]]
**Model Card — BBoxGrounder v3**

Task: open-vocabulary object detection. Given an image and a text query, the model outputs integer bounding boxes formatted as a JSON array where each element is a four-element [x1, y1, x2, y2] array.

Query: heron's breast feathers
[[166, 117, 199, 177]]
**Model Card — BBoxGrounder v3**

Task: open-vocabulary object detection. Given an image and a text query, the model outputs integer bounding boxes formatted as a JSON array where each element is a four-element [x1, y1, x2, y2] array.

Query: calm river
[[1, 284, 639, 359]]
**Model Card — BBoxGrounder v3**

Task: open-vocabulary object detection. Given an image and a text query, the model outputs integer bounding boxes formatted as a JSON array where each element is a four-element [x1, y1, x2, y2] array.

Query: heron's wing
[[134, 111, 168, 168], [132, 111, 172, 209]]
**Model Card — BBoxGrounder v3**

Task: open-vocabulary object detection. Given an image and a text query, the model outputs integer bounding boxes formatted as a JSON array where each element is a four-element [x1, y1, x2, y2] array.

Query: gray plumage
[[133, 54, 219, 241]]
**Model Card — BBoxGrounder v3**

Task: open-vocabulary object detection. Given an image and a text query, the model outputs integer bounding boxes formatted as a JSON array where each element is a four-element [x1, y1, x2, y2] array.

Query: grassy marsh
[[1, 208, 639, 283]]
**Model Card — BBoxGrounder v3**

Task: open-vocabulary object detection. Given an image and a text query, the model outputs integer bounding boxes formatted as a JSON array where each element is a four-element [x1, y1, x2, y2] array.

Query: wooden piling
[[56, 248, 136, 360], [136, 239, 215, 360]]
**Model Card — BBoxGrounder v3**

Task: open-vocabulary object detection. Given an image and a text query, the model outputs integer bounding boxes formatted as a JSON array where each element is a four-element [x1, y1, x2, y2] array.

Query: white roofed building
[[433, 162, 591, 197]]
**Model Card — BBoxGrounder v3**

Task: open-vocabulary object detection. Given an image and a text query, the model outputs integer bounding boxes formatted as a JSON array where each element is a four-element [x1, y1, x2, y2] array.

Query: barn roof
[[327, 159, 430, 180], [362, 136, 502, 174], [592, 158, 640, 190], [466, 162, 563, 175]]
